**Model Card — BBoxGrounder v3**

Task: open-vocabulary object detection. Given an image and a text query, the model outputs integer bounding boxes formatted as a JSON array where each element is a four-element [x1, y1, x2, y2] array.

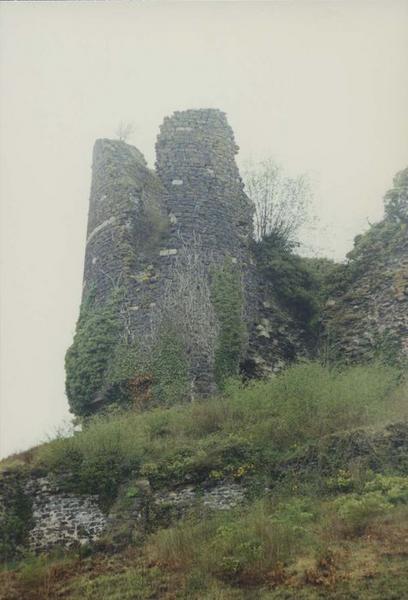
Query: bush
[[147, 498, 316, 584], [35, 362, 405, 502], [334, 492, 392, 535], [364, 474, 408, 505], [224, 361, 402, 449], [384, 167, 408, 224], [254, 235, 334, 337], [0, 472, 33, 562]]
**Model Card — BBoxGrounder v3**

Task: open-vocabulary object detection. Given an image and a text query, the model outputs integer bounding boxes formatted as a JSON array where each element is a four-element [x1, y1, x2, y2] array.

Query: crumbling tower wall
[[68, 108, 304, 416], [83, 139, 165, 304], [155, 109, 256, 396], [155, 109, 254, 263]]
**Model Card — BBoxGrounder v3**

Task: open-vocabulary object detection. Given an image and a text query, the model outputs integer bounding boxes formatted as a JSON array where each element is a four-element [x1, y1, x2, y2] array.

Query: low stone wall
[[154, 482, 245, 511], [0, 470, 246, 557], [104, 479, 247, 548], [25, 477, 107, 553]]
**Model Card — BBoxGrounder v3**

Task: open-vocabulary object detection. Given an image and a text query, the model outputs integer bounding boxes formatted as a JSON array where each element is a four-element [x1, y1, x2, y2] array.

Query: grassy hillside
[[1, 362, 408, 599]]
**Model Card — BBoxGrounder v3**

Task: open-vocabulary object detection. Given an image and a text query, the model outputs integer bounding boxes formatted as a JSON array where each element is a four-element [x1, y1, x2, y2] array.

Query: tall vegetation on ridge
[[242, 158, 312, 247]]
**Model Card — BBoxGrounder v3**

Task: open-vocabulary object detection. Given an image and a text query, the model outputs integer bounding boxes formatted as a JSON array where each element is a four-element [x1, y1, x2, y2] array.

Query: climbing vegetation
[[254, 234, 338, 338], [384, 167, 408, 224], [65, 288, 124, 417], [0, 471, 33, 562], [211, 258, 246, 387], [151, 323, 189, 406]]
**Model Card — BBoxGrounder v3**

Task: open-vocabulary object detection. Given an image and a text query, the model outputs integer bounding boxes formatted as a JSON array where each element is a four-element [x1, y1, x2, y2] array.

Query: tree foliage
[[254, 234, 337, 337], [242, 158, 312, 247], [115, 121, 135, 142], [384, 167, 408, 224]]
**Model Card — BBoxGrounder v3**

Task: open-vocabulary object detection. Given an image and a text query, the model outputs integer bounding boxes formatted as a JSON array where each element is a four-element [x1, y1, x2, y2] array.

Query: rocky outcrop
[[323, 168, 408, 364]]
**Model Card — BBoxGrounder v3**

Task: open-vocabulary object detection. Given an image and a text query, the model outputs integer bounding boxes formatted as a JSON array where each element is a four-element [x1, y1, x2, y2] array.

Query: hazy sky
[[1, 1, 408, 458]]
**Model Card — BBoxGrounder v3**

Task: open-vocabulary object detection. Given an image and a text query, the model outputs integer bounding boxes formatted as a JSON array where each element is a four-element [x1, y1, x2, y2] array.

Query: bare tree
[[242, 158, 312, 246], [116, 120, 135, 142]]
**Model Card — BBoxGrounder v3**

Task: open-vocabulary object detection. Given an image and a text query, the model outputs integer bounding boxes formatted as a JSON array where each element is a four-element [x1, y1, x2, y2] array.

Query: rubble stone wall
[[25, 477, 106, 553], [76, 108, 310, 408]]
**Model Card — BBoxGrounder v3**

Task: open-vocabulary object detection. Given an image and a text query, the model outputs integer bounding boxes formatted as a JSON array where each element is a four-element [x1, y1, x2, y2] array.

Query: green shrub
[[36, 362, 405, 502], [148, 498, 316, 584], [224, 361, 402, 449], [364, 474, 408, 505], [384, 167, 408, 224], [334, 492, 392, 535], [0, 472, 33, 562], [253, 235, 329, 337]]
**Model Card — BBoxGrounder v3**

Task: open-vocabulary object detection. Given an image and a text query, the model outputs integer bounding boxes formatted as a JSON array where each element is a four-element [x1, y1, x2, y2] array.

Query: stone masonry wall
[[25, 476, 106, 553], [155, 109, 257, 393], [80, 109, 259, 403], [0, 470, 246, 556], [74, 108, 309, 409], [82, 138, 169, 329], [155, 109, 254, 263]]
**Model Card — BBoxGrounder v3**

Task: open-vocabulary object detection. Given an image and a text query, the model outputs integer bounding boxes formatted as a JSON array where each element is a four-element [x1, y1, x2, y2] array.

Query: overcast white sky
[[1, 1, 408, 458]]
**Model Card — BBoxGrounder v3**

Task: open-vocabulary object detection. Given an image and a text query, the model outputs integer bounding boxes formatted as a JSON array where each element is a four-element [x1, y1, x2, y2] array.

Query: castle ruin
[[67, 108, 408, 417], [68, 109, 304, 415]]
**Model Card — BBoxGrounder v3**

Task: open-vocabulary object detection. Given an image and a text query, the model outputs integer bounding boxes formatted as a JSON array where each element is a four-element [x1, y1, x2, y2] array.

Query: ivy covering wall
[[65, 288, 123, 416], [211, 258, 245, 387], [0, 471, 33, 562], [151, 323, 189, 406]]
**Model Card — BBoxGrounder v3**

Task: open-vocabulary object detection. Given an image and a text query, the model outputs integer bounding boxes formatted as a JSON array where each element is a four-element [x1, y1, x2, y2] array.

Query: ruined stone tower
[[68, 109, 262, 415], [83, 139, 166, 306], [67, 108, 408, 417], [155, 109, 253, 262]]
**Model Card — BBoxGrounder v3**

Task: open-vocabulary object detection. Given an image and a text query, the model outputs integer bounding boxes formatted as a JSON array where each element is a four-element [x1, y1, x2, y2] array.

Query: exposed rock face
[[154, 482, 245, 511], [324, 169, 408, 364]]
